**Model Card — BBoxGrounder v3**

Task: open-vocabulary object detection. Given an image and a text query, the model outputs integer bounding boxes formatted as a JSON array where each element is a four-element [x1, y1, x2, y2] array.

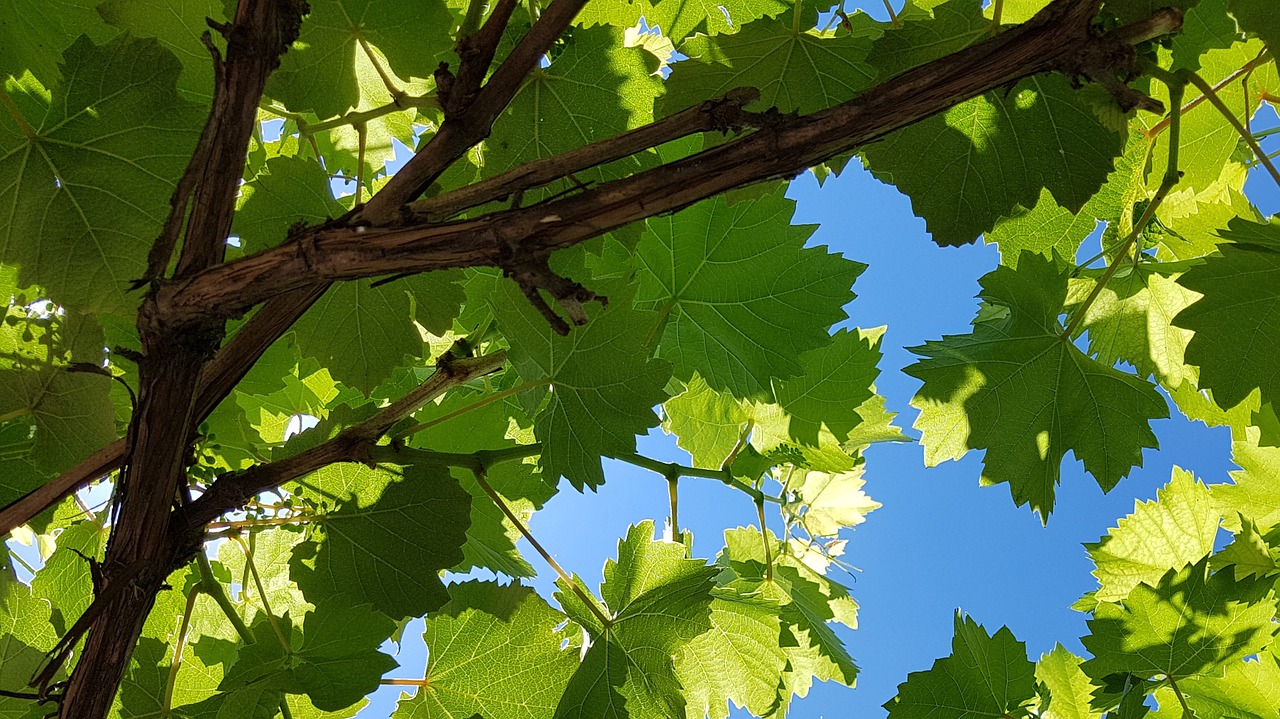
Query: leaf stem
[[1184, 68, 1280, 189], [357, 36, 404, 101], [196, 553, 252, 643], [757, 493, 773, 582], [667, 474, 679, 537], [234, 535, 290, 652], [1166, 674, 1192, 718], [472, 468, 613, 629], [355, 122, 367, 205], [1145, 51, 1270, 138], [0, 85, 35, 139], [616, 452, 784, 505], [1063, 69, 1184, 339], [162, 585, 201, 713], [392, 378, 549, 440]]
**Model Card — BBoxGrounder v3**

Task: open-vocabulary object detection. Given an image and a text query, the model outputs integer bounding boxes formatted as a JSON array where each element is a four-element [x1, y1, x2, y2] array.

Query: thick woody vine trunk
[[26, 0, 1186, 716]]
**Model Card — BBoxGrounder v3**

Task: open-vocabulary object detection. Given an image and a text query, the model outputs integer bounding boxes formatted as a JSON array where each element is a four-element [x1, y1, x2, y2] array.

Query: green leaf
[[1081, 558, 1279, 681], [1086, 468, 1220, 603], [393, 581, 578, 719], [96, 0, 230, 100], [867, 0, 987, 78], [636, 188, 864, 399], [265, 0, 455, 118], [290, 465, 471, 619], [774, 328, 882, 445], [1231, 0, 1280, 56], [719, 527, 860, 699], [884, 613, 1037, 719], [864, 73, 1126, 247], [0, 580, 58, 719], [29, 519, 104, 634], [1210, 516, 1279, 579], [1066, 265, 1199, 387], [1170, 0, 1240, 71], [1151, 652, 1280, 719], [483, 27, 661, 196], [0, 0, 107, 87], [1174, 223, 1280, 410], [906, 254, 1168, 520], [673, 593, 787, 719], [0, 35, 203, 313], [0, 366, 117, 475], [663, 373, 751, 470], [647, 0, 790, 43], [662, 12, 877, 116], [490, 281, 672, 490], [1213, 430, 1280, 531], [553, 521, 718, 719], [1035, 645, 1101, 719], [1105, 0, 1200, 25], [219, 599, 397, 713]]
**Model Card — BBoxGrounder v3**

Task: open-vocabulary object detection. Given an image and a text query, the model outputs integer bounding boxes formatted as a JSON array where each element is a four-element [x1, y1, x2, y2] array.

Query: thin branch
[[392, 379, 549, 440], [1064, 68, 1184, 339], [1145, 50, 1271, 138], [408, 87, 764, 221], [1184, 67, 1280, 189], [616, 452, 783, 504], [155, 2, 1180, 325], [162, 585, 201, 714], [358, 0, 589, 223], [472, 468, 613, 629], [180, 351, 507, 531]]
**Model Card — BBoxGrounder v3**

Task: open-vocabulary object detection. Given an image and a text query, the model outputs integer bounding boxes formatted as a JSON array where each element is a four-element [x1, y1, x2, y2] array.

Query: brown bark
[[17, 0, 1186, 716]]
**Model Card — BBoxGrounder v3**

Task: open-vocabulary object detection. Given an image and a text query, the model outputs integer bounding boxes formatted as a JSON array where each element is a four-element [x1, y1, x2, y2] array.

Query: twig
[[1184, 68, 1280, 189]]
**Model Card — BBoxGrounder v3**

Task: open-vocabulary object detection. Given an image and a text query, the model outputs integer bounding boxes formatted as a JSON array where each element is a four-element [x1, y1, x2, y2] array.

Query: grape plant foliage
[[0, 0, 1278, 717]]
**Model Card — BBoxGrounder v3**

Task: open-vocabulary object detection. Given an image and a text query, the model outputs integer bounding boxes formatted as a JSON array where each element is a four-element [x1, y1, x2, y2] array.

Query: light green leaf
[[648, 0, 789, 42], [884, 613, 1037, 719], [785, 466, 881, 537], [30, 519, 105, 634], [394, 581, 577, 719], [1036, 645, 1101, 719], [1081, 559, 1279, 681], [774, 328, 882, 446], [265, 0, 455, 118], [553, 521, 718, 719], [1066, 266, 1199, 387], [1151, 651, 1280, 719], [663, 12, 877, 116], [720, 527, 860, 699], [1214, 429, 1280, 531], [906, 254, 1168, 520], [1210, 516, 1279, 578], [0, 35, 203, 313], [491, 281, 672, 490], [663, 373, 751, 470], [0, 580, 58, 719], [673, 593, 786, 719], [484, 27, 661, 197], [290, 465, 471, 619], [864, 73, 1126, 247], [637, 188, 864, 399], [1086, 468, 1221, 603]]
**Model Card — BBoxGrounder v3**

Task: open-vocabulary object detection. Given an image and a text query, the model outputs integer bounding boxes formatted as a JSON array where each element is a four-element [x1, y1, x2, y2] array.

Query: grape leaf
[[719, 527, 860, 699], [0, 581, 58, 719], [1036, 645, 1101, 719], [96, 0, 229, 99], [774, 328, 882, 446], [553, 521, 718, 719], [29, 519, 104, 634], [0, 366, 117, 475], [483, 27, 661, 195], [490, 281, 672, 490], [116, 636, 224, 719], [1169, 0, 1240, 71], [673, 593, 787, 719], [218, 599, 397, 712], [0, 35, 203, 314], [884, 613, 1037, 719], [663, 373, 751, 470], [265, 0, 455, 118], [864, 73, 1126, 247], [906, 254, 1168, 520], [1210, 517, 1279, 579], [1174, 221, 1280, 410], [636, 188, 864, 399], [0, 0, 107, 87], [867, 0, 987, 78], [1151, 651, 1280, 719], [1213, 430, 1280, 531], [784, 466, 881, 537], [1066, 265, 1199, 387], [1081, 559, 1279, 681], [662, 12, 876, 116], [648, 0, 790, 43], [393, 581, 577, 719], [1230, 0, 1280, 56], [289, 465, 471, 619], [1085, 468, 1220, 603]]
